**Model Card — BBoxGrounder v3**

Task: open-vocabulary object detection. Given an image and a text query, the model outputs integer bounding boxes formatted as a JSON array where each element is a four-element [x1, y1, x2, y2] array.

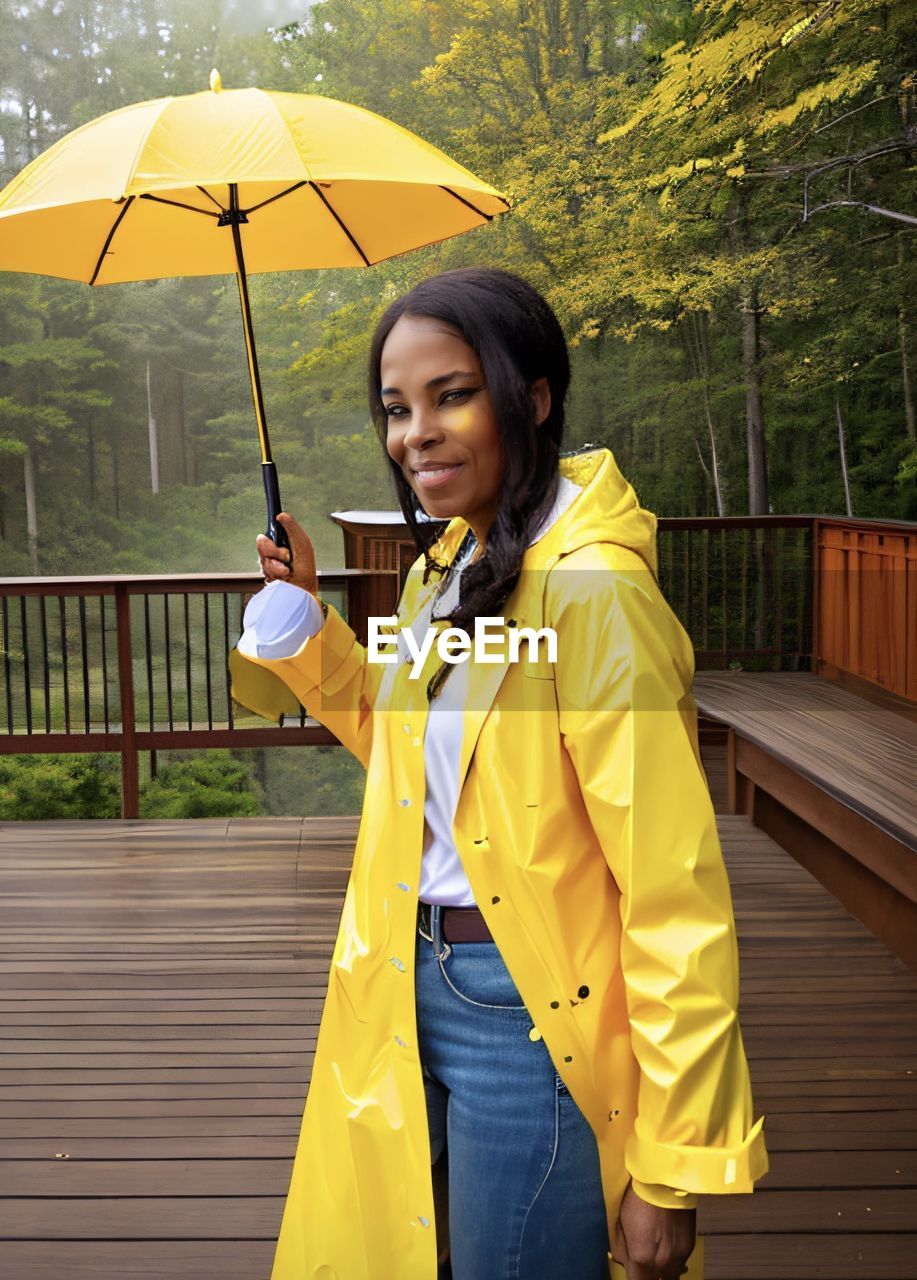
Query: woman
[[229, 266, 769, 1280]]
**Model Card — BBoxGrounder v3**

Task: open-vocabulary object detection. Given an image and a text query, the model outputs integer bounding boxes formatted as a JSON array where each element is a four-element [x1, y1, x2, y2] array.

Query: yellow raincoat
[[229, 447, 769, 1279]]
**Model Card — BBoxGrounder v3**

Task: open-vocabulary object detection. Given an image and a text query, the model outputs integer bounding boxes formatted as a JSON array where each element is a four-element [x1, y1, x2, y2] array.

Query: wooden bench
[[693, 671, 917, 969]]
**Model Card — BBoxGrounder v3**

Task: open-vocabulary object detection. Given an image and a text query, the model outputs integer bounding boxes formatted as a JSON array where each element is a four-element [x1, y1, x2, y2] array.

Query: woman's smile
[[413, 462, 464, 489]]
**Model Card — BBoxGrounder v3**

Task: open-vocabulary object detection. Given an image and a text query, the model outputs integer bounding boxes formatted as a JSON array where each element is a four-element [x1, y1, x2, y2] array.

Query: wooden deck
[[694, 672, 917, 853], [694, 672, 917, 968], [1, 814, 915, 1279]]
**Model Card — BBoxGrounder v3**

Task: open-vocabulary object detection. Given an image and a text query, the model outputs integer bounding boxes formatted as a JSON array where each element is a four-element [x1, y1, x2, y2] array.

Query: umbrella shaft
[[228, 185, 272, 465]]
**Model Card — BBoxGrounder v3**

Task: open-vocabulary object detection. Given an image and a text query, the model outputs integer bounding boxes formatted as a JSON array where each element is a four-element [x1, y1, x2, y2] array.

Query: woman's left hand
[[612, 1181, 697, 1279]]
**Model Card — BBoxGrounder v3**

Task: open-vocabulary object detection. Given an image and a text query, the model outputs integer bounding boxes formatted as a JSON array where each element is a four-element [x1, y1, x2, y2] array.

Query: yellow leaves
[[726, 164, 745, 179], [780, 4, 838, 48], [780, 15, 815, 47], [755, 61, 881, 134]]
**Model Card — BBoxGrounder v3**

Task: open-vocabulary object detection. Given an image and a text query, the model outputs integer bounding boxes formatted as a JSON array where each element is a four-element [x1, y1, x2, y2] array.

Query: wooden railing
[[0, 568, 398, 816], [657, 516, 814, 667], [814, 516, 916, 702], [1, 515, 912, 815]]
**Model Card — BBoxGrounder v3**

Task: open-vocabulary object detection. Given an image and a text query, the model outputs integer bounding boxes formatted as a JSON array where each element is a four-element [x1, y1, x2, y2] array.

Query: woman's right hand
[[256, 512, 319, 597]]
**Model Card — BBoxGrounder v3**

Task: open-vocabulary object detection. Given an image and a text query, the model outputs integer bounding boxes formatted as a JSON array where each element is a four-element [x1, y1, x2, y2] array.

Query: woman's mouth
[[413, 463, 463, 490]]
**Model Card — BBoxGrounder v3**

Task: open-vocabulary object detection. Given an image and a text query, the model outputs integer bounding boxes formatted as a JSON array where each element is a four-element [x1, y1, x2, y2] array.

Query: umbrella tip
[[209, 68, 222, 93]]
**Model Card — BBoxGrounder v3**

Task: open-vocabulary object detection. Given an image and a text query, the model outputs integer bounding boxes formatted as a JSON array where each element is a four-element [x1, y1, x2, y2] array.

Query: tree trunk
[[87, 417, 96, 505], [23, 445, 38, 574], [741, 288, 770, 515], [177, 368, 193, 486], [147, 359, 159, 494], [684, 312, 726, 516], [112, 436, 121, 522], [835, 393, 853, 516]]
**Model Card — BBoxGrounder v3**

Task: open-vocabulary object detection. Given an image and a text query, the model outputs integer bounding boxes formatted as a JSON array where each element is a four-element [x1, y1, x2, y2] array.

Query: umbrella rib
[[243, 180, 309, 217], [439, 186, 505, 220], [196, 185, 226, 212], [88, 195, 135, 286], [139, 193, 221, 218], [308, 181, 371, 267]]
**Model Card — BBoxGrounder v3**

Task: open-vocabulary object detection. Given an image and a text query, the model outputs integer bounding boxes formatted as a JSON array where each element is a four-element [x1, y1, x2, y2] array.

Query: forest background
[[0, 0, 913, 817]]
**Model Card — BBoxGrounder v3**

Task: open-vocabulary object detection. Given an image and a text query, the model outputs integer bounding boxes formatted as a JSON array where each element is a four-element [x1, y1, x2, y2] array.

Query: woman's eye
[[442, 389, 472, 404], [384, 405, 407, 418]]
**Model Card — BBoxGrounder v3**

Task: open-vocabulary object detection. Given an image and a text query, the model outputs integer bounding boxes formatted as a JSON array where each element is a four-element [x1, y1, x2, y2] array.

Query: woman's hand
[[612, 1181, 696, 1279], [255, 512, 319, 597]]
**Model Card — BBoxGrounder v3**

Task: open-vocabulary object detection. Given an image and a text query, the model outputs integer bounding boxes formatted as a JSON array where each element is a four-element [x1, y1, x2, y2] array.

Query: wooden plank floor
[[1, 814, 915, 1279]]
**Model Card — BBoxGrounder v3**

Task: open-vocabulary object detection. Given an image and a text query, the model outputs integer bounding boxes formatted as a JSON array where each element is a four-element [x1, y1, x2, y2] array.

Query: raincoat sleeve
[[227, 584, 389, 770], [549, 542, 769, 1200]]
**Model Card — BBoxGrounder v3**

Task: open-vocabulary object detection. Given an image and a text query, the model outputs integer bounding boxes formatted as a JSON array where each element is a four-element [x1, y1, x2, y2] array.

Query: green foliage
[[0, 753, 121, 819], [140, 750, 262, 818], [0, 749, 262, 819], [231, 745, 367, 817]]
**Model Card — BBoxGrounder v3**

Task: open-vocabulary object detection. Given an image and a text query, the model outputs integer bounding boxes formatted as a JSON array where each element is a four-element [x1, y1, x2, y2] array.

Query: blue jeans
[[415, 907, 610, 1280]]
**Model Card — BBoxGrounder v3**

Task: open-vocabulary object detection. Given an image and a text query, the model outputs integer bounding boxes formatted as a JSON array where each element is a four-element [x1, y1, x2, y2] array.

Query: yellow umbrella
[[0, 70, 510, 552]]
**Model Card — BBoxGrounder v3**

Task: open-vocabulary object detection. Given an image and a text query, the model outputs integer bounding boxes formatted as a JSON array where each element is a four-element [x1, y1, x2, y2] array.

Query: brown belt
[[417, 901, 494, 943]]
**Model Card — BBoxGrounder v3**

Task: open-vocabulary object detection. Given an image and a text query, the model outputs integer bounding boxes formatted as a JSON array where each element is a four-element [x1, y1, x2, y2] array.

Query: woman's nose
[[401, 407, 443, 451]]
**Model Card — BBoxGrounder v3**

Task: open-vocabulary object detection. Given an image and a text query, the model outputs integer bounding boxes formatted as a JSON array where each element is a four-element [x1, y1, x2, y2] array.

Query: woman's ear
[[531, 376, 551, 427]]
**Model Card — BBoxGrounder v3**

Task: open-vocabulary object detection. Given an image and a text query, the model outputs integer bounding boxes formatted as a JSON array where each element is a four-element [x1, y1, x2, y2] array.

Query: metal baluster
[[99, 596, 110, 733], [79, 595, 91, 732], [143, 595, 154, 732], [20, 597, 32, 735], [702, 526, 709, 656], [203, 594, 213, 731], [222, 593, 234, 730], [58, 596, 70, 734], [773, 525, 783, 665], [2, 597, 13, 735], [163, 595, 174, 733], [721, 527, 727, 660], [39, 595, 50, 732], [183, 593, 193, 731]]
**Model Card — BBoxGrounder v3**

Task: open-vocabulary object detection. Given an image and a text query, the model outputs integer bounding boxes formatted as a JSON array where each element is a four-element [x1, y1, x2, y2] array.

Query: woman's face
[[380, 314, 504, 544]]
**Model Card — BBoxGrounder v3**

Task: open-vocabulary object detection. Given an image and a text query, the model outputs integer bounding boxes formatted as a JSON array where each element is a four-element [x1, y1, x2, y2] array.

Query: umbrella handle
[[262, 461, 292, 560]]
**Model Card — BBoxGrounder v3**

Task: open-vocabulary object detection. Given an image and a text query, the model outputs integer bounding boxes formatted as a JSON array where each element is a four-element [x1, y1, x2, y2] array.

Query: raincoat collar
[[410, 447, 659, 800], [425, 446, 658, 579]]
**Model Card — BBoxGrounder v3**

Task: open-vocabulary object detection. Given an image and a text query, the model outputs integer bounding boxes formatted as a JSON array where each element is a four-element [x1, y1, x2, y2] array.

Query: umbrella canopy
[[0, 71, 509, 281], [0, 71, 510, 551]]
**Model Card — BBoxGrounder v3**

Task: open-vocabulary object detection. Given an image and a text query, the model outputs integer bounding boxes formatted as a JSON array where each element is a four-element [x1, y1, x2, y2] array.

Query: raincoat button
[[564, 1055, 573, 1063], [550, 1001, 560, 1009], [402, 723, 411, 733], [528, 1027, 542, 1042], [399, 798, 411, 807], [389, 957, 406, 972], [578, 985, 590, 999], [396, 881, 411, 892], [491, 895, 500, 904], [418, 1216, 430, 1228]]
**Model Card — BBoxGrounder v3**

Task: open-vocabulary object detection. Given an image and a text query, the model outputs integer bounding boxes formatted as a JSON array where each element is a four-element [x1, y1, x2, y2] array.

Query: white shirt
[[238, 475, 582, 905]]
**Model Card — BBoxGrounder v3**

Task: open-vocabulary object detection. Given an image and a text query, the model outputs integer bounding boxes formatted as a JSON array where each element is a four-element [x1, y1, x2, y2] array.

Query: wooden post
[[115, 585, 140, 819]]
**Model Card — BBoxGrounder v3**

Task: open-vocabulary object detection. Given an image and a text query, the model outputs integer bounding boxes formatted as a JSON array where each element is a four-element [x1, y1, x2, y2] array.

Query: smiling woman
[[229, 266, 768, 1280], [379, 315, 513, 540]]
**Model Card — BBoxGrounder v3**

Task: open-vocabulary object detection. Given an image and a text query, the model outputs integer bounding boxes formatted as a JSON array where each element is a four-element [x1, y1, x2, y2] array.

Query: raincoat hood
[[428, 446, 659, 578]]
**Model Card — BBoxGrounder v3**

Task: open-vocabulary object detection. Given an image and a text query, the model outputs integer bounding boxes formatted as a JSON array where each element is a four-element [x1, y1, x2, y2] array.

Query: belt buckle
[[417, 902, 434, 942]]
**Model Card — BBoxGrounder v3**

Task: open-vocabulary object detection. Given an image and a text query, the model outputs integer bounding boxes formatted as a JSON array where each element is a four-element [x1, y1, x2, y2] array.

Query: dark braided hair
[[367, 266, 570, 635]]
